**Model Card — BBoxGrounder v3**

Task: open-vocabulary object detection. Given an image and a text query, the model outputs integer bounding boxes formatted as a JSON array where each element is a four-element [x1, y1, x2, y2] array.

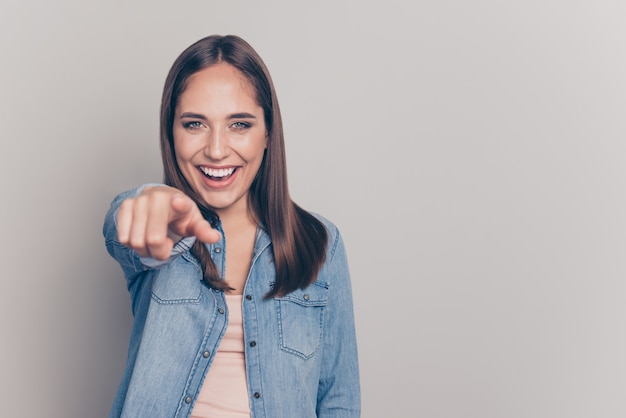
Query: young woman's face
[[173, 63, 267, 218]]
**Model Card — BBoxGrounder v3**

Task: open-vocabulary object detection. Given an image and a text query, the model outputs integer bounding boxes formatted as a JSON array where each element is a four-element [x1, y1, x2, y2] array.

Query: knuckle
[[128, 236, 145, 251], [145, 234, 165, 247], [119, 198, 134, 209], [118, 233, 129, 245]]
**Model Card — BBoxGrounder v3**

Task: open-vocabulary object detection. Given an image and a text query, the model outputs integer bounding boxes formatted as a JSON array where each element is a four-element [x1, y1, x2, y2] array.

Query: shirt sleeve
[[316, 227, 361, 417]]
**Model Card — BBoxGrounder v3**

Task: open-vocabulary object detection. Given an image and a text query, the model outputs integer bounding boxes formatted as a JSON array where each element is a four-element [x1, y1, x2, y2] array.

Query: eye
[[231, 121, 251, 130], [183, 121, 204, 131]]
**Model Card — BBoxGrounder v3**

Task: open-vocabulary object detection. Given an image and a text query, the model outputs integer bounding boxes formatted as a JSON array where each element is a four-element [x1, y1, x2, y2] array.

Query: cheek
[[173, 136, 191, 163], [172, 144, 193, 179], [251, 144, 267, 164], [257, 131, 269, 156]]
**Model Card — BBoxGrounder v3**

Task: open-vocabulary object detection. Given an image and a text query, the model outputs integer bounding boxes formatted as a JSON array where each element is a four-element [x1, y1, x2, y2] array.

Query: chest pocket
[[275, 281, 329, 360], [151, 255, 204, 304]]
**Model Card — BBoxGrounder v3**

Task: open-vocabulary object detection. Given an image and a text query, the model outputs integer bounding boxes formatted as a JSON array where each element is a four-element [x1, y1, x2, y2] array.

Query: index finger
[[169, 194, 221, 243]]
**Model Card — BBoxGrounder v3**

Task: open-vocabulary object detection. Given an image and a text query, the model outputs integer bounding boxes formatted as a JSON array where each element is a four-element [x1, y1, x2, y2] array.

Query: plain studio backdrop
[[1, 1, 625, 417]]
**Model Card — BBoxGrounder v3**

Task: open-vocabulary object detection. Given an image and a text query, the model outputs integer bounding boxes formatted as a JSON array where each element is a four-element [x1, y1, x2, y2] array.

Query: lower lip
[[197, 168, 239, 189]]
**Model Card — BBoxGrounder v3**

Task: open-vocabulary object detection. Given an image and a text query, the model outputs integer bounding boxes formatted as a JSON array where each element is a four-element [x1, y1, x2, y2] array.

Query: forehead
[[178, 63, 258, 108]]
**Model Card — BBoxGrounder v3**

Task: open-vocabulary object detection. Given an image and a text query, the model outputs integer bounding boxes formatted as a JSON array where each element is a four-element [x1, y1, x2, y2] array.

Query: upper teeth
[[201, 167, 235, 177]]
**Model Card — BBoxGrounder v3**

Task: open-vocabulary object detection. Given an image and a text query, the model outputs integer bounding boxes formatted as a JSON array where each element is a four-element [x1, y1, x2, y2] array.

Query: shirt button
[[214, 247, 222, 253], [245, 294, 252, 301], [249, 341, 256, 347], [303, 294, 310, 301], [253, 392, 261, 399], [218, 308, 225, 314], [203, 351, 210, 358], [184, 396, 192, 404]]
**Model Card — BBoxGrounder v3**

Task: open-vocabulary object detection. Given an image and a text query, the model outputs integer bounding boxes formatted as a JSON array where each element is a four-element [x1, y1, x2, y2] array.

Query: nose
[[203, 128, 228, 160]]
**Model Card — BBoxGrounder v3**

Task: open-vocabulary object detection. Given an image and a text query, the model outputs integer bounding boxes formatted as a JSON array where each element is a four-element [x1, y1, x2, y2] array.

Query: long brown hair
[[160, 34, 327, 298]]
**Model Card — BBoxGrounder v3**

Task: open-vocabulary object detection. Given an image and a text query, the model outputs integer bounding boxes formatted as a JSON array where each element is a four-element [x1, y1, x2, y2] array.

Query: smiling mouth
[[200, 166, 237, 181]]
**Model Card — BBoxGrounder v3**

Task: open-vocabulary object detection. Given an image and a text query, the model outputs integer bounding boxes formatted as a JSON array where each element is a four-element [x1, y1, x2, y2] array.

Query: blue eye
[[183, 121, 203, 130], [231, 121, 250, 129]]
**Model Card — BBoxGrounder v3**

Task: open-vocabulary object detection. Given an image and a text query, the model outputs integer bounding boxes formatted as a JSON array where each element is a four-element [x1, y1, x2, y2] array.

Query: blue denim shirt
[[103, 187, 361, 418]]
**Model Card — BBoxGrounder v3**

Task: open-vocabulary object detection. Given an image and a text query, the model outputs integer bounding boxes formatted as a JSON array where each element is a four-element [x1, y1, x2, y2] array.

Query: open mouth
[[199, 166, 237, 181]]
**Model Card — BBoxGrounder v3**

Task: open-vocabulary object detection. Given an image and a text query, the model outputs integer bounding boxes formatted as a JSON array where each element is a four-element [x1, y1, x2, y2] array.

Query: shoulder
[[308, 213, 352, 295], [310, 212, 345, 262], [310, 212, 338, 234]]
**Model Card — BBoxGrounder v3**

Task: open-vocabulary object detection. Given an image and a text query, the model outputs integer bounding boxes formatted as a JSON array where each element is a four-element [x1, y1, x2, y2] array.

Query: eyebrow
[[179, 112, 257, 120], [179, 112, 206, 120]]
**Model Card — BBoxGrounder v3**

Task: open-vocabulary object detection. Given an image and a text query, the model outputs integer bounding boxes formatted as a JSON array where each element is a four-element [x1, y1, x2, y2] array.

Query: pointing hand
[[117, 186, 220, 260]]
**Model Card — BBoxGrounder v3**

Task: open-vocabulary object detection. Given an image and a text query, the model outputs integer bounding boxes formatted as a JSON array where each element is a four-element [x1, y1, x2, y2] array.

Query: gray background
[[1, 1, 624, 417]]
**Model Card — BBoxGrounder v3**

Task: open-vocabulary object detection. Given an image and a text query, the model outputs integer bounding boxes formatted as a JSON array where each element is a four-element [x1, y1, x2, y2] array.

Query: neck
[[216, 204, 257, 235]]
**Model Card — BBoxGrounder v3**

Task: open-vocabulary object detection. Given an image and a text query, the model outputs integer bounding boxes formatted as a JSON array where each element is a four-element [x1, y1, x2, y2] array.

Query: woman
[[103, 34, 360, 418]]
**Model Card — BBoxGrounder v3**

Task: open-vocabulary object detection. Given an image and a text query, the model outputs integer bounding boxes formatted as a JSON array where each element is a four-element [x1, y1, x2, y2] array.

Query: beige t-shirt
[[191, 294, 251, 418]]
